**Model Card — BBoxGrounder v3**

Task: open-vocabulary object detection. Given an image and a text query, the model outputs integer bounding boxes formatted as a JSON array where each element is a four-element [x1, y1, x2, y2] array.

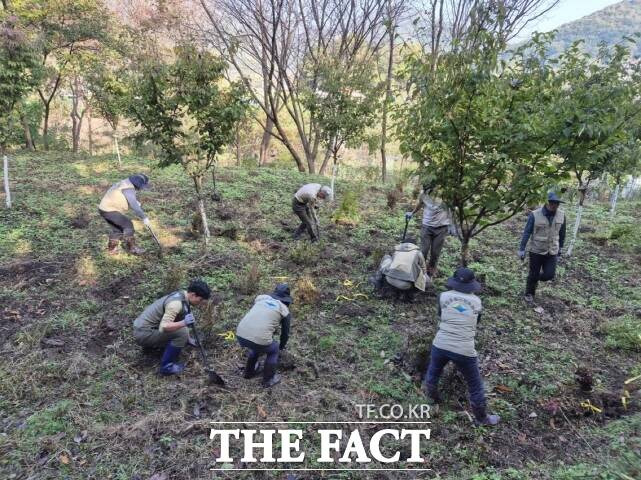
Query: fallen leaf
[[494, 384, 513, 394], [148, 474, 168, 480], [529, 412, 538, 418], [60, 453, 70, 465], [257, 405, 268, 418], [534, 306, 545, 314]]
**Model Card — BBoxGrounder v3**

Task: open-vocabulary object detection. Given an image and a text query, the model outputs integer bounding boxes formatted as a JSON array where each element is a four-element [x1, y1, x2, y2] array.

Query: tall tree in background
[[12, 0, 111, 150], [129, 45, 248, 244], [0, 13, 41, 208], [551, 40, 641, 255], [198, 0, 389, 173], [398, 29, 565, 265]]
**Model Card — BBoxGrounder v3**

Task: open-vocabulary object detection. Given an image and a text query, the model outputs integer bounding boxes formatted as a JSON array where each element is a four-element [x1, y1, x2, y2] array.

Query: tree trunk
[[113, 129, 121, 168], [460, 237, 470, 267], [330, 156, 338, 202], [381, 3, 396, 184], [318, 147, 333, 176], [235, 126, 241, 167], [566, 188, 586, 257], [193, 175, 211, 244], [259, 116, 273, 166], [3, 152, 11, 208], [610, 183, 620, 218], [42, 103, 50, 151], [20, 111, 35, 151], [87, 106, 94, 156]]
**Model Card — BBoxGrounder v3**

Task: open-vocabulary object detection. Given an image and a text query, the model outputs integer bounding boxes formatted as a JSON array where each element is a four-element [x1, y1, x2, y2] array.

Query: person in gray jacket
[[370, 237, 429, 301], [236, 284, 293, 388], [98, 174, 151, 255]]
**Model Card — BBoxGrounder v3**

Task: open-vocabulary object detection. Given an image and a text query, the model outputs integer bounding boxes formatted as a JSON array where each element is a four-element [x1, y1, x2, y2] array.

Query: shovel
[[189, 323, 226, 386], [401, 216, 409, 242], [145, 224, 163, 257]]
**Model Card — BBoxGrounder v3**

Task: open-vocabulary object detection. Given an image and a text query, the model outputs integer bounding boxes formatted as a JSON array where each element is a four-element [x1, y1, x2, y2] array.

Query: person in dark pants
[[292, 184, 332, 241], [518, 192, 566, 303], [98, 174, 151, 255], [423, 268, 500, 426], [406, 182, 451, 277], [133, 279, 211, 376], [236, 284, 293, 388]]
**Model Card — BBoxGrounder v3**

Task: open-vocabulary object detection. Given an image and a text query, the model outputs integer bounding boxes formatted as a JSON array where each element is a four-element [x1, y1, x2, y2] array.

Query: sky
[[514, 0, 623, 41]]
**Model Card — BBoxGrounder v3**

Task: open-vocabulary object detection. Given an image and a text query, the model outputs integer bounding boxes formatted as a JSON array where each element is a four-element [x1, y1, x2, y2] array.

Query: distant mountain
[[543, 0, 641, 57]]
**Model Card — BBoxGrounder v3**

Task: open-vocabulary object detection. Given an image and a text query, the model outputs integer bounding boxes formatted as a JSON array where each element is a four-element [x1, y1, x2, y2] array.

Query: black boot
[[262, 363, 281, 388], [423, 382, 442, 404], [471, 403, 500, 426], [243, 356, 259, 379]]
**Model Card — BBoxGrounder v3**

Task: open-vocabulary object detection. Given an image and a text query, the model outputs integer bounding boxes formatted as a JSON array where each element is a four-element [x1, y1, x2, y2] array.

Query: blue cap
[[547, 192, 564, 203], [129, 174, 150, 190]]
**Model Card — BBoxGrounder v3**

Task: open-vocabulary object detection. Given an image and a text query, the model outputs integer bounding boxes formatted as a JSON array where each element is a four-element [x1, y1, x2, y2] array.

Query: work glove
[[518, 250, 526, 260], [143, 217, 151, 227], [405, 212, 413, 220], [183, 313, 196, 326]]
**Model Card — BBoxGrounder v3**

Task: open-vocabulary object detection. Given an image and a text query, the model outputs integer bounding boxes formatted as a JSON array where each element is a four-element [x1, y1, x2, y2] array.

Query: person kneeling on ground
[[370, 236, 429, 302], [292, 183, 332, 242], [236, 284, 293, 388], [98, 173, 152, 255], [133, 279, 211, 376], [422, 268, 500, 426]]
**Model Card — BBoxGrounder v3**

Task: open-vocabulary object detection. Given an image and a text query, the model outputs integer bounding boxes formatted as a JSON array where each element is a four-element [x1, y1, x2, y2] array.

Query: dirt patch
[[0, 259, 63, 287], [334, 302, 375, 318], [69, 212, 91, 229]]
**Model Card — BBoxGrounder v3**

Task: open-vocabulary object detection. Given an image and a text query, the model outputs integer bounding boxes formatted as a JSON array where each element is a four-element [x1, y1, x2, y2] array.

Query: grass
[[0, 151, 640, 479]]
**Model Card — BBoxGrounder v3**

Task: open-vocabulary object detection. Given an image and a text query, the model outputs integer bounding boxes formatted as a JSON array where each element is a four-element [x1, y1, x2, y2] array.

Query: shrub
[[332, 190, 360, 225], [162, 260, 187, 292], [289, 242, 320, 266], [386, 188, 402, 210], [235, 263, 261, 295], [609, 224, 634, 240]]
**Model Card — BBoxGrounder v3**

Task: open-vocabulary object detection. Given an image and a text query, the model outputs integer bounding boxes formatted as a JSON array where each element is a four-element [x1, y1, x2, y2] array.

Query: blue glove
[[405, 212, 413, 220], [183, 313, 195, 326], [518, 250, 526, 260]]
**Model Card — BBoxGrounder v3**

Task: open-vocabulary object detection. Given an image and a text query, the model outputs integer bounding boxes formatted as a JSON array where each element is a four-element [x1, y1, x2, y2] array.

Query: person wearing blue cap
[[518, 192, 566, 302], [422, 267, 500, 426], [98, 174, 151, 255], [236, 284, 293, 388]]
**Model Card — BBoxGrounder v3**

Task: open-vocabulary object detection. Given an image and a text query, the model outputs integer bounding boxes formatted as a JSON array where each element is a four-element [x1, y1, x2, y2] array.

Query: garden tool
[[402, 215, 409, 242], [184, 302, 225, 386], [145, 224, 163, 258]]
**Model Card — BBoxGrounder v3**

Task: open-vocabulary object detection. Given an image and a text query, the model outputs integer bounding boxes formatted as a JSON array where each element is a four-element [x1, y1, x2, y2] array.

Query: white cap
[[320, 186, 333, 197]]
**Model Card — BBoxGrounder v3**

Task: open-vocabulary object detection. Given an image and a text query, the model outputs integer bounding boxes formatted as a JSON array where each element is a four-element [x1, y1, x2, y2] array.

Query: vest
[[432, 290, 483, 357], [382, 243, 427, 292], [99, 179, 134, 213], [530, 208, 565, 255], [236, 295, 289, 346], [133, 291, 188, 330]]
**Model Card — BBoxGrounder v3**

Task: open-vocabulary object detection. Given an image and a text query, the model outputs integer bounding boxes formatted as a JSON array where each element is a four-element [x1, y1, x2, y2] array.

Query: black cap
[[129, 174, 150, 190], [270, 283, 293, 305], [446, 267, 481, 294]]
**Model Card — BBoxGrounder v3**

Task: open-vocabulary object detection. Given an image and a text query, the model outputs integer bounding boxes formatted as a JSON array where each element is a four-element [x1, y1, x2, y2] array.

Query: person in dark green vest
[[518, 192, 566, 303], [133, 280, 211, 375]]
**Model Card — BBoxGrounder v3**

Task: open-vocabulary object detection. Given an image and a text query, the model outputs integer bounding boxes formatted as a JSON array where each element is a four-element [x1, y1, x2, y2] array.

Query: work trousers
[[526, 252, 558, 296], [424, 345, 486, 407], [237, 336, 280, 367], [292, 198, 317, 240], [134, 326, 190, 348], [100, 209, 134, 240], [421, 224, 448, 268]]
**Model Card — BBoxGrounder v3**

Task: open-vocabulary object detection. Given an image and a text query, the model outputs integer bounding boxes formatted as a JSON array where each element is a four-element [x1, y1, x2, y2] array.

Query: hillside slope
[[546, 0, 641, 56], [0, 153, 640, 479]]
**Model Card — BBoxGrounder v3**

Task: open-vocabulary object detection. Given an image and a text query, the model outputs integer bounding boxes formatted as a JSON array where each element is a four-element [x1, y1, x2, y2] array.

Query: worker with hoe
[[518, 192, 567, 303], [98, 173, 152, 255], [236, 283, 293, 388], [406, 181, 452, 277], [133, 279, 212, 376], [423, 267, 500, 426], [370, 236, 429, 302], [292, 183, 333, 242]]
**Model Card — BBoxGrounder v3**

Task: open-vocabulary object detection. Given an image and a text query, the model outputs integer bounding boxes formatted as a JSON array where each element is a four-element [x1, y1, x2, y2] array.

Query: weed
[[161, 260, 187, 292], [331, 190, 360, 225], [386, 188, 402, 210], [235, 263, 262, 295], [289, 242, 320, 266], [602, 315, 641, 351], [294, 276, 320, 305]]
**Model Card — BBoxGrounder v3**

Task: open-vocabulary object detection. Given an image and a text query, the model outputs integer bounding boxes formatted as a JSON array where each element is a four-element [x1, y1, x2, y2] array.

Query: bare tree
[[69, 76, 88, 154], [197, 0, 389, 173]]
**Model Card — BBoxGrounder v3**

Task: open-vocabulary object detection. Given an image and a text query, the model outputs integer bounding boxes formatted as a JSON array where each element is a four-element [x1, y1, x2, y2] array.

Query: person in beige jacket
[[98, 174, 151, 255]]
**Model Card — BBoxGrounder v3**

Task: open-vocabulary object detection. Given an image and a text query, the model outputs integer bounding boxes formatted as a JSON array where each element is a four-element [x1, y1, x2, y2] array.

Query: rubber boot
[[262, 363, 281, 388], [107, 238, 120, 255], [159, 343, 184, 376], [423, 382, 442, 404], [124, 236, 145, 255], [471, 403, 500, 426], [243, 355, 259, 379]]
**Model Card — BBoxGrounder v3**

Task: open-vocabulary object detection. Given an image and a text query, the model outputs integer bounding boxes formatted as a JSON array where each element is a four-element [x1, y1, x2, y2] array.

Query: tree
[[0, 14, 41, 208], [608, 137, 641, 218], [397, 30, 564, 265], [551, 40, 641, 255], [12, 0, 112, 150], [129, 45, 248, 244], [310, 57, 382, 200], [198, 0, 389, 173]]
